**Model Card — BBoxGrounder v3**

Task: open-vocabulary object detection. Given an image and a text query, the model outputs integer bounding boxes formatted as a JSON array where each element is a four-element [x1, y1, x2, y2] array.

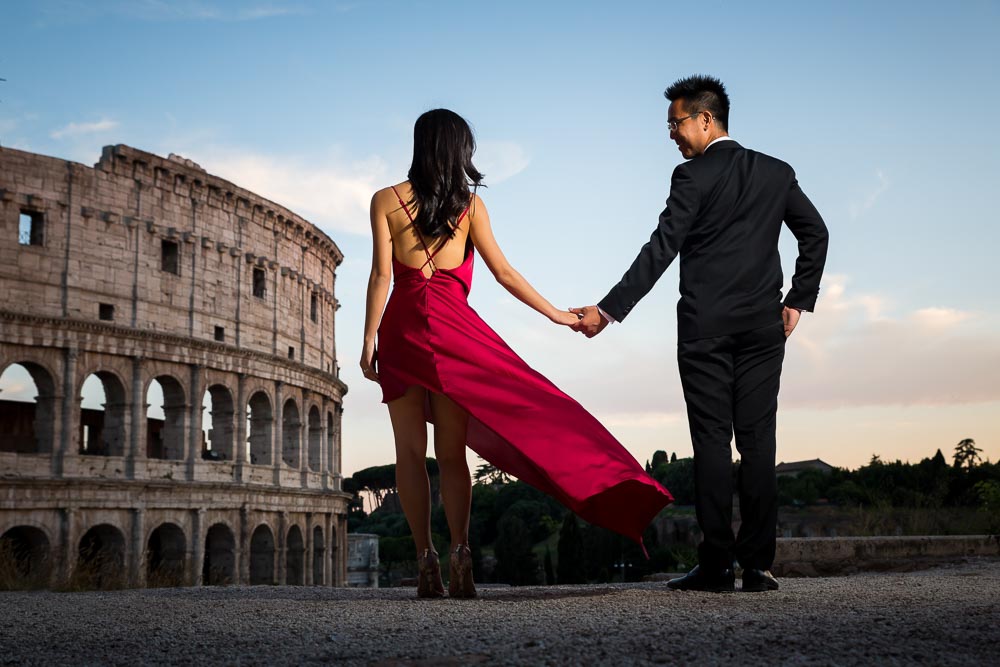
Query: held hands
[[550, 309, 582, 327], [360, 340, 379, 383], [569, 305, 609, 338], [782, 306, 801, 338]]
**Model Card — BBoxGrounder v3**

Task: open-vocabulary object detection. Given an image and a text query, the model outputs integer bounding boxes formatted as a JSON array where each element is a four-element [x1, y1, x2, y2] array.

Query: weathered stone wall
[[0, 144, 352, 588]]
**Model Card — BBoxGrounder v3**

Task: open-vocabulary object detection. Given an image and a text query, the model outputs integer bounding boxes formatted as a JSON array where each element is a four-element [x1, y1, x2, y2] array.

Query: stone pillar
[[190, 508, 205, 587], [304, 512, 313, 586], [55, 348, 78, 476], [58, 507, 76, 586], [320, 396, 329, 490], [273, 381, 284, 486], [300, 389, 311, 488], [338, 514, 347, 587], [127, 356, 144, 478], [324, 512, 334, 587], [187, 364, 203, 481], [130, 508, 145, 588], [277, 512, 287, 585], [234, 373, 247, 483], [238, 504, 250, 585]]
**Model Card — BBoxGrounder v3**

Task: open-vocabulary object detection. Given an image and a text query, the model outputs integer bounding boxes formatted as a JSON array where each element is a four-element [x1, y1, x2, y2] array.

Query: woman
[[362, 109, 671, 598]]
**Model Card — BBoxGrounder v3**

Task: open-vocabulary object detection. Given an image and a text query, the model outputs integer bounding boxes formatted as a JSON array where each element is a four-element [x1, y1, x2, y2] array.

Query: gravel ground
[[1, 559, 998, 666]]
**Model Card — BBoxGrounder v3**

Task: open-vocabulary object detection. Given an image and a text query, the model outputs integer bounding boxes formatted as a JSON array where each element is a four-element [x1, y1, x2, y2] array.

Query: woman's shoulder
[[371, 181, 410, 207]]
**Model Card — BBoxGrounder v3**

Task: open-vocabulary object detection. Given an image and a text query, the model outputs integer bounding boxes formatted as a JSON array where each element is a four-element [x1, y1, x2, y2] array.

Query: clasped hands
[[549, 305, 609, 338]]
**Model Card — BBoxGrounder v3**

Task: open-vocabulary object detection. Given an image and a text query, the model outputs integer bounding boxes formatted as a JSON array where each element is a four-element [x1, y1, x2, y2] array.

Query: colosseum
[[0, 143, 350, 589]]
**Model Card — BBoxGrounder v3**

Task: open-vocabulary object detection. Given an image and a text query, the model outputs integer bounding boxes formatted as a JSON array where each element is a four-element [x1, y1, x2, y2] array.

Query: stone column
[[187, 364, 204, 481], [58, 507, 76, 586], [234, 373, 247, 483], [324, 512, 334, 587], [277, 512, 287, 585], [300, 388, 311, 489], [320, 396, 329, 490], [190, 508, 205, 587], [238, 504, 250, 585], [127, 356, 144, 478], [304, 512, 313, 586], [130, 508, 145, 588], [273, 381, 284, 486], [55, 348, 78, 476]]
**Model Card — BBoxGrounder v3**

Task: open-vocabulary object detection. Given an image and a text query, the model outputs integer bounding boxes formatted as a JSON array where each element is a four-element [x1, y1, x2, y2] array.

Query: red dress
[[377, 187, 672, 548]]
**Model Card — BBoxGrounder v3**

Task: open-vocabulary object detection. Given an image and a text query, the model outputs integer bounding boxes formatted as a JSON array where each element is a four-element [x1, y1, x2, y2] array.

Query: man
[[572, 75, 828, 593]]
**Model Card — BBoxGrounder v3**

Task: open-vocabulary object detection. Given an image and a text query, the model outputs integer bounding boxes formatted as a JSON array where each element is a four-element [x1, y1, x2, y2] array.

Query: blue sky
[[2, 0, 999, 474]]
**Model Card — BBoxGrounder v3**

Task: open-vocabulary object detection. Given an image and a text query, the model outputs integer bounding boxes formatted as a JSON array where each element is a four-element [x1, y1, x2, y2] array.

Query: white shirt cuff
[[597, 306, 616, 323]]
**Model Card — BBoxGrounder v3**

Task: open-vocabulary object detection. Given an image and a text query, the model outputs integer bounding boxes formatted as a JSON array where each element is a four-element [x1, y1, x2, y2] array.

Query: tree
[[494, 513, 538, 586], [651, 450, 668, 469], [953, 438, 983, 470], [543, 547, 555, 585], [556, 513, 585, 584], [474, 458, 512, 486], [670, 452, 678, 463]]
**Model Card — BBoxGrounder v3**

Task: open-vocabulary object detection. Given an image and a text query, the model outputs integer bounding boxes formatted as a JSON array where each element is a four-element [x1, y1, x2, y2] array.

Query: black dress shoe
[[741, 568, 779, 592], [666, 565, 735, 592]]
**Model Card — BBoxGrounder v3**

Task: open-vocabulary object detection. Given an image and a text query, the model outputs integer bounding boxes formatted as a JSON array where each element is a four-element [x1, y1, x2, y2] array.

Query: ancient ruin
[[0, 144, 349, 588]]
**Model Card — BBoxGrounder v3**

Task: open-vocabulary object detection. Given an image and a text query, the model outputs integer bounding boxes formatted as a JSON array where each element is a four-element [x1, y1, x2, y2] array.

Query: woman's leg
[[387, 385, 433, 553], [428, 392, 471, 549]]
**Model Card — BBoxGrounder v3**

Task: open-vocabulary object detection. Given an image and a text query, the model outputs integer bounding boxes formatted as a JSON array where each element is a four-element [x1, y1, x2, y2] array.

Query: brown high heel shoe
[[416, 548, 444, 598], [448, 544, 476, 598]]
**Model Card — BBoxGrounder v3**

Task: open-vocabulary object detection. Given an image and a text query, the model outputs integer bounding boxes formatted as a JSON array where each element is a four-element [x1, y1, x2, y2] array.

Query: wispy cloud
[[781, 275, 1000, 408], [50, 118, 118, 140], [182, 146, 387, 236], [120, 1, 305, 22], [477, 140, 531, 184], [850, 169, 889, 219]]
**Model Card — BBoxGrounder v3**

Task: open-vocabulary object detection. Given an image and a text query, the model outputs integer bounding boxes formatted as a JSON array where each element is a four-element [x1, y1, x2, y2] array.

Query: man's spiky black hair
[[665, 75, 730, 131]]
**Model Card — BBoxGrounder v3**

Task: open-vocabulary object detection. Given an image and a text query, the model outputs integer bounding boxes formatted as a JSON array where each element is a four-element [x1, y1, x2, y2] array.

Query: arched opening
[[307, 406, 321, 472], [0, 526, 51, 589], [312, 526, 324, 585], [76, 524, 126, 590], [0, 363, 57, 454], [247, 392, 272, 465], [286, 525, 304, 585], [79, 372, 128, 456], [282, 399, 301, 468], [202, 523, 236, 586], [146, 523, 186, 587], [147, 376, 186, 460], [249, 524, 275, 585], [201, 384, 234, 461]]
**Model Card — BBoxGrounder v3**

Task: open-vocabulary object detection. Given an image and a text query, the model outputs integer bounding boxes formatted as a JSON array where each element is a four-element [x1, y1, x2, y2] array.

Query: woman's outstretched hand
[[360, 340, 379, 383], [550, 309, 582, 327]]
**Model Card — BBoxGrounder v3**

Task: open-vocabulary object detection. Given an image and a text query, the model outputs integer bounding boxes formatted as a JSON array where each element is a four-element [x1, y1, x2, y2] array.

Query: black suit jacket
[[598, 140, 829, 341]]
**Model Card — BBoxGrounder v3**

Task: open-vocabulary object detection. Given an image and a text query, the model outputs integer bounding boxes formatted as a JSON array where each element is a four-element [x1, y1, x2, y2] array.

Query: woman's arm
[[360, 189, 394, 382], [468, 195, 577, 326]]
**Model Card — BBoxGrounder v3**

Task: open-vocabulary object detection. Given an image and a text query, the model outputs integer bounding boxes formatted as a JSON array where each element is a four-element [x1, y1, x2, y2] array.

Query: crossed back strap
[[390, 185, 471, 276]]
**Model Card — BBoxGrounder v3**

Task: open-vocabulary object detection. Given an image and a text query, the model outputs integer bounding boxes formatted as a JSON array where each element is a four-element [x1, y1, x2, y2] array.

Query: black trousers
[[677, 320, 785, 571]]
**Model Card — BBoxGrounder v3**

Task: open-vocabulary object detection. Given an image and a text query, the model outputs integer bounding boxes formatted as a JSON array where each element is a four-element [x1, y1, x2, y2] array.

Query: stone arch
[[145, 522, 186, 587], [282, 398, 301, 468], [203, 522, 236, 586], [202, 384, 235, 461], [0, 361, 57, 454], [249, 524, 275, 585], [76, 524, 127, 590], [79, 370, 128, 456], [307, 405, 321, 472], [0, 525, 51, 589], [312, 525, 324, 585], [146, 375, 186, 460], [286, 525, 304, 585], [247, 391, 272, 465]]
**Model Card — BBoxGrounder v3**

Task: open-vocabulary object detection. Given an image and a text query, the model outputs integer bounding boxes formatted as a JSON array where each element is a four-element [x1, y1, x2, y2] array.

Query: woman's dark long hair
[[407, 109, 484, 240]]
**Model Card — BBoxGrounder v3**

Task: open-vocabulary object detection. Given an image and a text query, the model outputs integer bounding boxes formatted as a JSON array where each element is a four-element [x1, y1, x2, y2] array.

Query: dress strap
[[391, 185, 436, 272]]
